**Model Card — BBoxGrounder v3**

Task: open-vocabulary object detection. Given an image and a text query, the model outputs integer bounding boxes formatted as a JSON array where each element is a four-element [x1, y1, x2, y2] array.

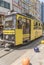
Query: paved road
[[0, 36, 44, 65]]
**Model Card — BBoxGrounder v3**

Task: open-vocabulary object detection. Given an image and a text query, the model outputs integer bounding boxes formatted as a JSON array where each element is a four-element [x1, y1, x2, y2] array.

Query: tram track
[[0, 45, 25, 59], [0, 46, 5, 51], [0, 48, 4, 51], [0, 37, 43, 65], [0, 36, 43, 59], [0, 49, 14, 58]]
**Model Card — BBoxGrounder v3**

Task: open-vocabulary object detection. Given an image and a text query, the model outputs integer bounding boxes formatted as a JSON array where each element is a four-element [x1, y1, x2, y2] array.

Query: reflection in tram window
[[26, 19, 30, 34], [34, 22, 38, 29], [5, 21, 14, 28], [22, 18, 26, 34], [23, 19, 30, 34], [17, 17, 22, 29]]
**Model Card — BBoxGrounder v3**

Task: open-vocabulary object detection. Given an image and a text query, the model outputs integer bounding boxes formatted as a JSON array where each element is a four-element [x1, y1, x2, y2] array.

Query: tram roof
[[5, 12, 42, 23], [5, 12, 36, 19]]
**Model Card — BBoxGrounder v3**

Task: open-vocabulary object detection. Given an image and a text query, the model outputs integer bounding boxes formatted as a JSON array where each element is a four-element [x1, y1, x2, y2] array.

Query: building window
[[0, 0, 10, 9], [13, 0, 19, 3], [0, 0, 4, 7], [4, 1, 10, 9]]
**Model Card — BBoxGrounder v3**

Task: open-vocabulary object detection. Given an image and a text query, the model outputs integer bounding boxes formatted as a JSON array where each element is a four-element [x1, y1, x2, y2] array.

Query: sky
[[40, 0, 44, 2]]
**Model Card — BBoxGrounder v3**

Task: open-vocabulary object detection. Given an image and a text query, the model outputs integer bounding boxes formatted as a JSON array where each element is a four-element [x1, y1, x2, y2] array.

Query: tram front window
[[4, 15, 16, 29]]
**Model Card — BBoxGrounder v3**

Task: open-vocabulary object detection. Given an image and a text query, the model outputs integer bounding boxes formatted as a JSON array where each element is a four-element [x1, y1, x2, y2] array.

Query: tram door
[[22, 18, 31, 42], [15, 16, 23, 45]]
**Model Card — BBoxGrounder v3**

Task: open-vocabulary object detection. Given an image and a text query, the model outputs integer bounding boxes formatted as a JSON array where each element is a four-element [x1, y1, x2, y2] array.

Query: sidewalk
[[11, 44, 44, 65]]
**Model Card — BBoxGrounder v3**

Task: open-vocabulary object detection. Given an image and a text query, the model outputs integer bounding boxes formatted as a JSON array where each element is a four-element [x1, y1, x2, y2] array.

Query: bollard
[[22, 58, 30, 65], [41, 40, 44, 44]]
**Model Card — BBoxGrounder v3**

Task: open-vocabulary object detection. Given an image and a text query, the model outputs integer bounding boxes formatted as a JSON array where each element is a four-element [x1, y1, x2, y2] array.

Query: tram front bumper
[[0, 39, 14, 45], [4, 40, 14, 44]]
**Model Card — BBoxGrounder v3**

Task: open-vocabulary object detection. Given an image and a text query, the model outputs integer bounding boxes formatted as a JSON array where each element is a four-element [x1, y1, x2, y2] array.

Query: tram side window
[[34, 22, 38, 29], [26, 19, 30, 34], [23, 19, 30, 34], [39, 23, 40, 26], [41, 24, 42, 28], [39, 23, 41, 29], [22, 18, 26, 34], [17, 17, 22, 29]]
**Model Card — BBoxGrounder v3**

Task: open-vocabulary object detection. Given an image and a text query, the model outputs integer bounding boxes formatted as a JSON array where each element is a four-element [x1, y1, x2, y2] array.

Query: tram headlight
[[6, 35, 9, 39]]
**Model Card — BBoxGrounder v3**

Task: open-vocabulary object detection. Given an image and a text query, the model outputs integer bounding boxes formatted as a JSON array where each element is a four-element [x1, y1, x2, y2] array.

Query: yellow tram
[[3, 12, 42, 46]]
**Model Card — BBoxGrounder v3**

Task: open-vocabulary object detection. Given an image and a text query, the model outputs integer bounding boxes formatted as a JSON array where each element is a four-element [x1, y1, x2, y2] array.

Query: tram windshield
[[4, 15, 16, 29]]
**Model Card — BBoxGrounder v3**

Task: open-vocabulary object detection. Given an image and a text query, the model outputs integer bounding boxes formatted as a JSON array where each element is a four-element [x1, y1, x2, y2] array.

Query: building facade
[[34, 0, 41, 21], [0, 0, 12, 25], [0, 0, 12, 14], [12, 0, 41, 21], [0, 0, 41, 23], [41, 2, 44, 23]]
